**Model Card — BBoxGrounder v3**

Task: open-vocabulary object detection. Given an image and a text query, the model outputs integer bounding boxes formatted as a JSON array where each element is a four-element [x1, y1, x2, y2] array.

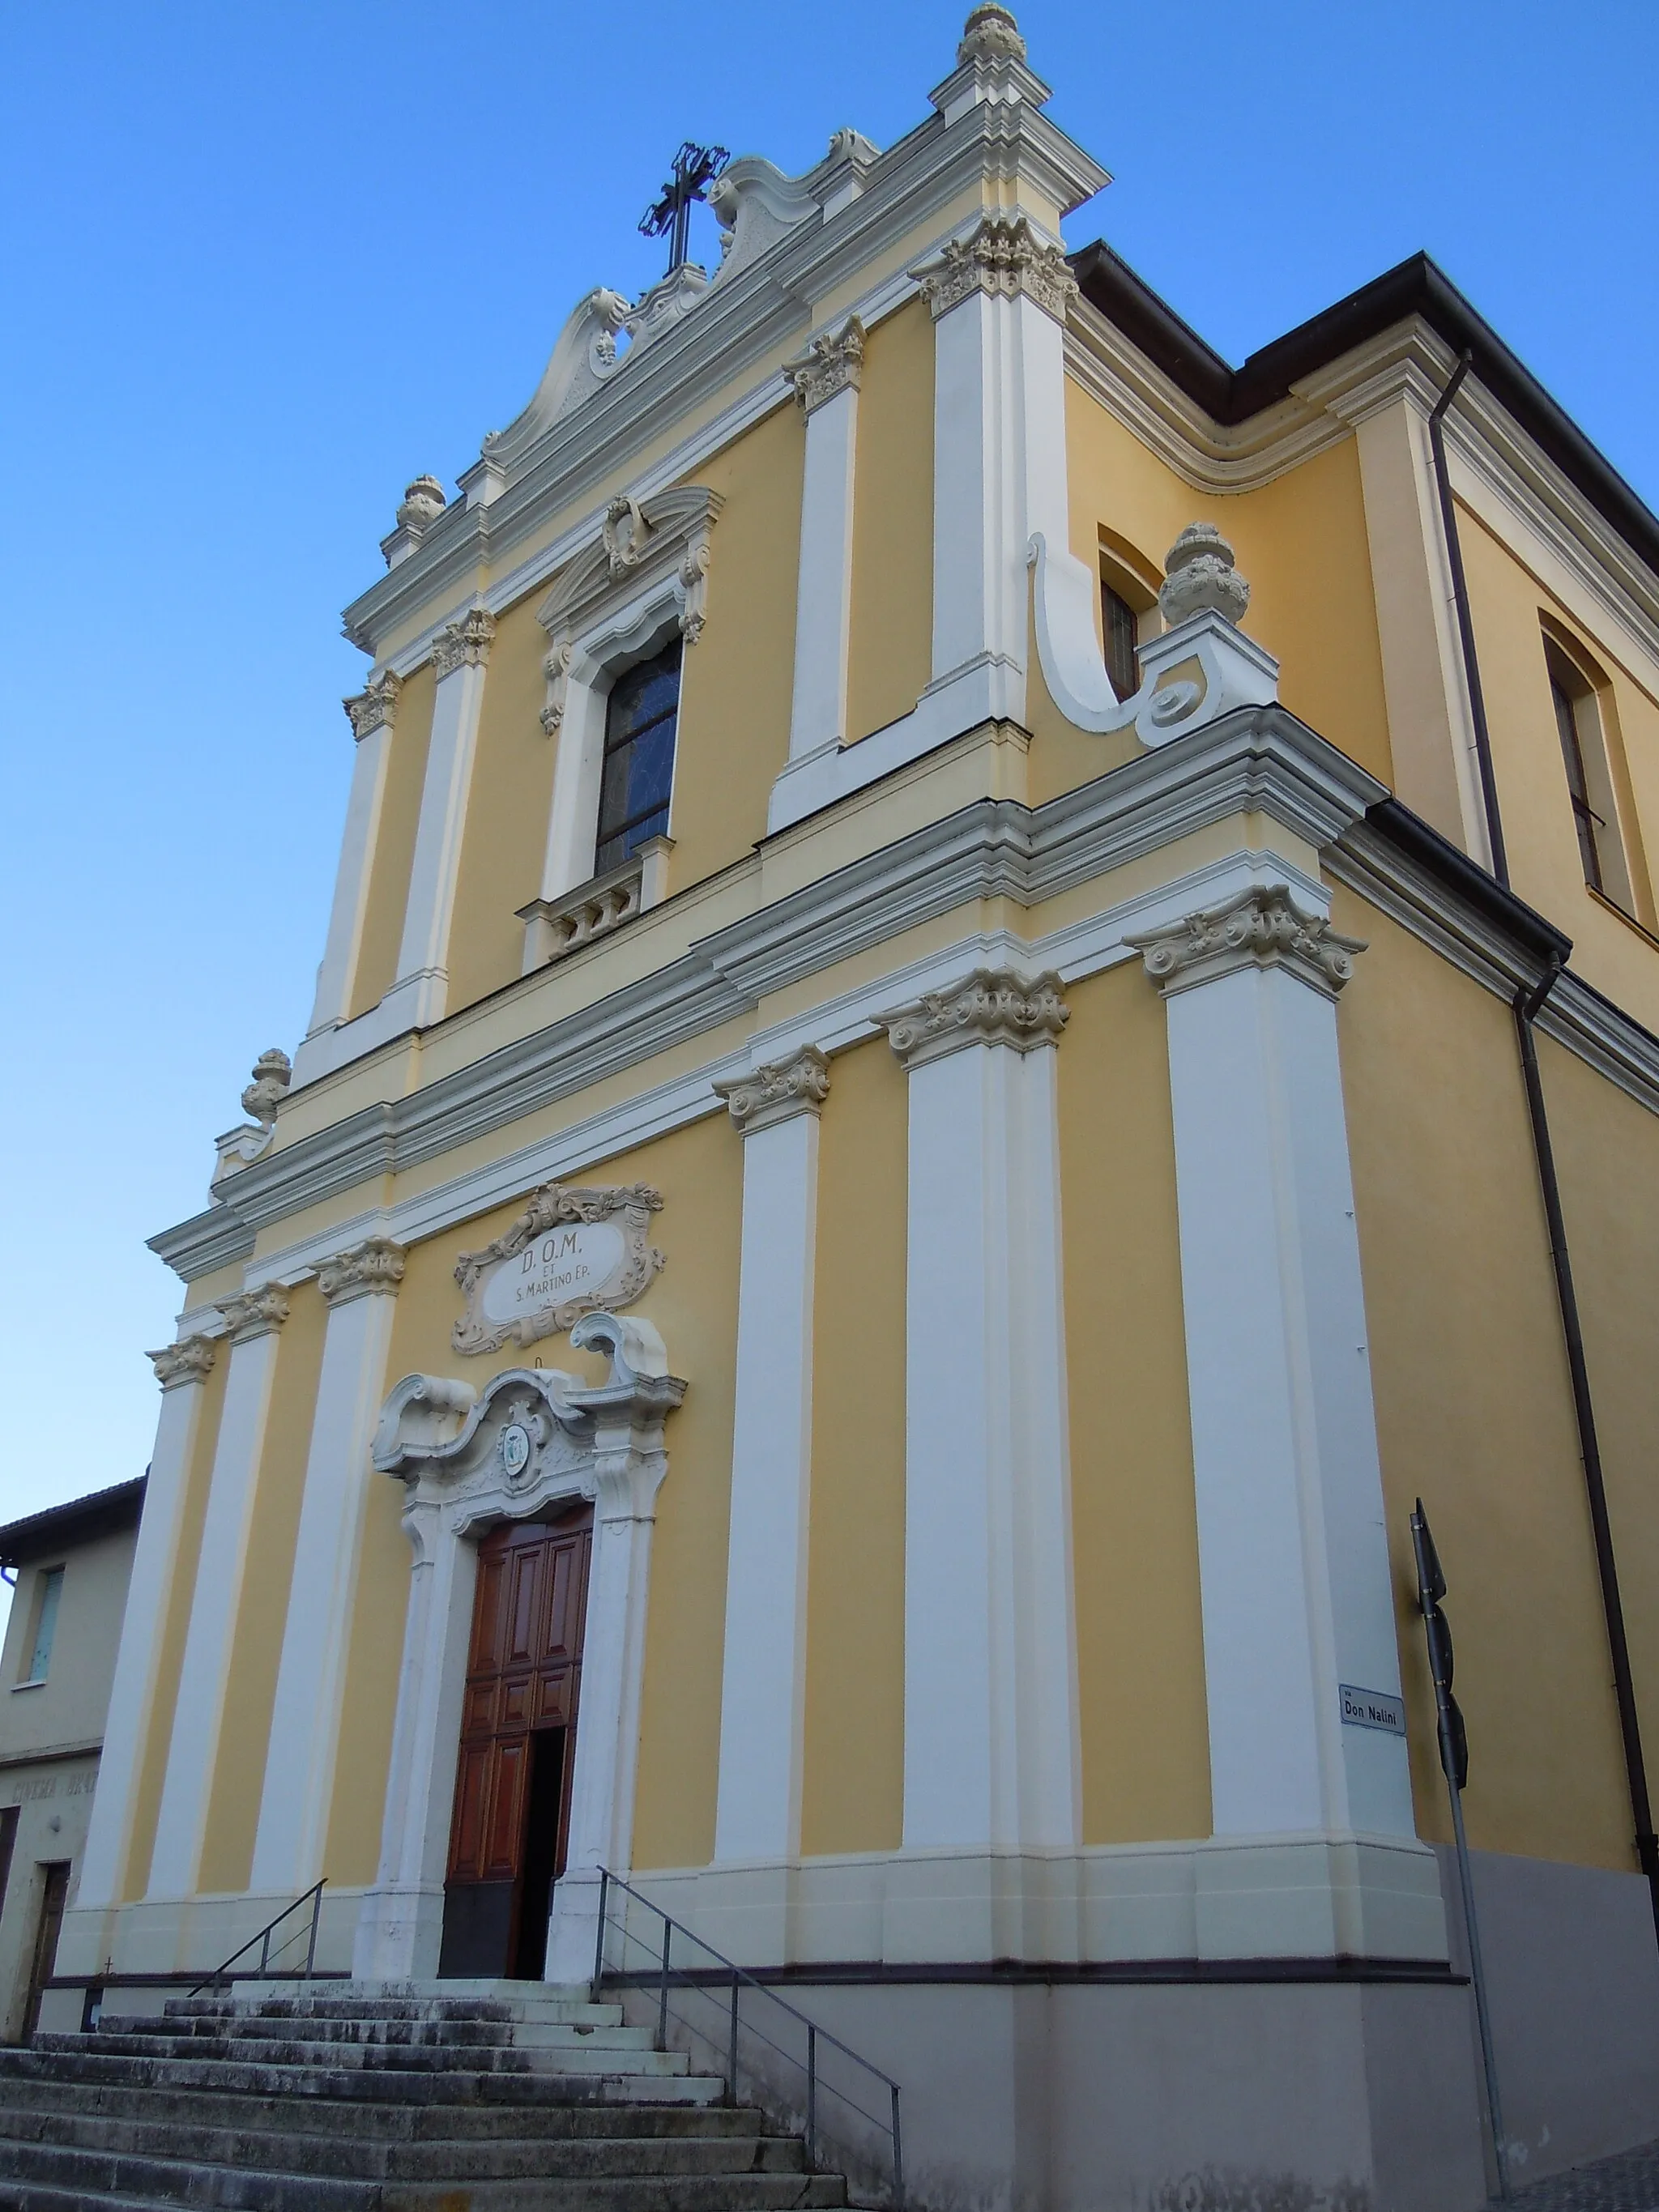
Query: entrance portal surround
[[352, 1311, 686, 1985]]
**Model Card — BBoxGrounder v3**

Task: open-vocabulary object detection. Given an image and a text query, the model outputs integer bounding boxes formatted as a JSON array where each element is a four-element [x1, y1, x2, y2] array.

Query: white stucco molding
[[344, 670, 402, 741], [879, 965, 1068, 1072], [911, 211, 1077, 326], [215, 1285, 290, 1344], [714, 1044, 831, 1136], [1127, 886, 1368, 1004], [318, 1236, 407, 1307], [355, 1311, 686, 1983], [147, 1335, 217, 1391], [783, 317, 865, 415]]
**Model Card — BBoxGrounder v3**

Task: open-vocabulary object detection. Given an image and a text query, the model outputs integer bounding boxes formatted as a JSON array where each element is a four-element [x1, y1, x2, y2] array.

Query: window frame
[[1542, 629, 1641, 920], [594, 637, 683, 876], [1098, 536, 1162, 706], [20, 1565, 64, 1687]]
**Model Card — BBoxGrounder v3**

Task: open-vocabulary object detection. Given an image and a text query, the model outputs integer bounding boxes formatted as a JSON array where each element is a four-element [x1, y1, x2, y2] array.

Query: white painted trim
[[787, 383, 859, 763], [74, 1375, 213, 1912], [390, 653, 490, 1029], [898, 1030, 1078, 1874], [308, 718, 394, 1037], [714, 1110, 821, 1866], [248, 1288, 399, 1895], [146, 1328, 284, 1898], [1160, 960, 1414, 1841]]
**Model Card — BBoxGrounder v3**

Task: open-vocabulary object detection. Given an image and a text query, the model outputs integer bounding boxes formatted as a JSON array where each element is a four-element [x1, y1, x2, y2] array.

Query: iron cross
[[639, 141, 730, 275]]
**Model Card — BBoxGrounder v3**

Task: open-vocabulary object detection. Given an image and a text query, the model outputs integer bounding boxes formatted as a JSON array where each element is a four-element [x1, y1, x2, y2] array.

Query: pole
[[1412, 1500, 1510, 2200]]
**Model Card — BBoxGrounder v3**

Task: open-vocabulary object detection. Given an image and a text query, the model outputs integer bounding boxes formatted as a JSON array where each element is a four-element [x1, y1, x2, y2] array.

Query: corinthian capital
[[1126, 885, 1367, 1001], [910, 213, 1077, 325], [879, 967, 1068, 1072], [344, 669, 403, 741], [216, 1285, 291, 1343], [714, 1045, 831, 1136], [147, 1335, 218, 1391], [431, 606, 497, 678], [318, 1237, 407, 1306], [783, 317, 866, 415]]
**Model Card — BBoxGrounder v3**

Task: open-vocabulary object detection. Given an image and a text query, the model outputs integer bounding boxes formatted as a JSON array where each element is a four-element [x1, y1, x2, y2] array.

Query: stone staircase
[[0, 1982, 851, 2210]]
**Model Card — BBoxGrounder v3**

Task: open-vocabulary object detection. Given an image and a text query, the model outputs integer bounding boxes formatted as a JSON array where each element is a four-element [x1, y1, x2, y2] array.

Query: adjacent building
[[52, 8, 1659, 2205], [0, 1480, 144, 2042]]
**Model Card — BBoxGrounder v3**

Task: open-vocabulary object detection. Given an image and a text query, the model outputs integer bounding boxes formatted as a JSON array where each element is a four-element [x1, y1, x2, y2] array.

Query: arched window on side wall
[[596, 640, 682, 875], [1542, 627, 1642, 919], [1098, 534, 1162, 705]]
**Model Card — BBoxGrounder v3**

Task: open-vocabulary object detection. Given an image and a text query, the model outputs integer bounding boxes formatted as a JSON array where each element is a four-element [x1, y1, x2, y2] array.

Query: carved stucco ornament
[[431, 606, 497, 679], [1126, 885, 1367, 1002], [958, 4, 1027, 63], [319, 1236, 407, 1307], [911, 212, 1077, 325], [452, 1182, 666, 1356], [344, 669, 402, 741], [147, 1335, 217, 1391], [396, 475, 447, 534], [213, 1048, 292, 1187], [1159, 522, 1250, 626], [783, 318, 865, 415], [879, 967, 1068, 1072], [217, 1285, 291, 1343], [714, 1045, 831, 1135]]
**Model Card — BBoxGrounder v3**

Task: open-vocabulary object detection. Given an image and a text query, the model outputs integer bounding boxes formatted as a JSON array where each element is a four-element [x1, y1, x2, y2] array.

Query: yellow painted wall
[[1336, 889, 1635, 1868], [445, 594, 561, 1015], [318, 1109, 743, 1882], [845, 301, 934, 746], [669, 403, 804, 884], [197, 1285, 328, 1894], [1458, 509, 1659, 1032], [125, 1356, 228, 1900], [350, 661, 436, 1019], [800, 1038, 908, 1857], [1057, 964, 1211, 1843], [1043, 394, 1392, 802]]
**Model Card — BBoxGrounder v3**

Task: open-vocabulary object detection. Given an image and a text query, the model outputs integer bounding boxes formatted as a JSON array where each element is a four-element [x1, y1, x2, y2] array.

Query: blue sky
[[1, 0, 1654, 1616]]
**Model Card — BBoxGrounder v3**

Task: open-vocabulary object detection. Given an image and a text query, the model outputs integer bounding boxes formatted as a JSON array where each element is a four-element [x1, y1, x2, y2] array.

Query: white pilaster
[[386, 607, 495, 1032], [307, 674, 401, 1036], [916, 217, 1077, 733], [1128, 887, 1416, 1847], [881, 970, 1079, 1859], [784, 322, 864, 765], [710, 1048, 831, 1867], [249, 1241, 405, 1899], [74, 1337, 219, 1916], [145, 1289, 290, 1899]]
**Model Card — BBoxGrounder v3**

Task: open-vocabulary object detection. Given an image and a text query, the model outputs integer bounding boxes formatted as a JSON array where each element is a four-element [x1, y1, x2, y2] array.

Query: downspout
[[1429, 355, 1659, 1941]]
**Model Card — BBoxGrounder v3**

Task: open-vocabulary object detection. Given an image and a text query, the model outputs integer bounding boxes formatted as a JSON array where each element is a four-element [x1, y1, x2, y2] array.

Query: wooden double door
[[438, 1504, 592, 1980]]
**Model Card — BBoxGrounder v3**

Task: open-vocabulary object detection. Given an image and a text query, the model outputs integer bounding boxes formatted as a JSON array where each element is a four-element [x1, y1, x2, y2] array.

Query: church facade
[[62, 10, 1659, 2205]]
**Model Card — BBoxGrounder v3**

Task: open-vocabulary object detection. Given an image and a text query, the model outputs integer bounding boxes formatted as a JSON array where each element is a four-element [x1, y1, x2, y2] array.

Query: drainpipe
[[1429, 354, 1659, 1943]]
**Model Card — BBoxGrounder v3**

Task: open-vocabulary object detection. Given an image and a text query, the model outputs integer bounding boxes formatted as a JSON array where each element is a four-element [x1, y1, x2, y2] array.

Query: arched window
[[1098, 535, 1161, 705], [1543, 629, 1637, 915], [595, 641, 681, 874]]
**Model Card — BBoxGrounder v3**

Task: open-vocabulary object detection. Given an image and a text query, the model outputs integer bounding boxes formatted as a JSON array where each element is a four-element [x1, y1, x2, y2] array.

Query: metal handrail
[[595, 1867, 902, 2208], [187, 1879, 326, 1998]]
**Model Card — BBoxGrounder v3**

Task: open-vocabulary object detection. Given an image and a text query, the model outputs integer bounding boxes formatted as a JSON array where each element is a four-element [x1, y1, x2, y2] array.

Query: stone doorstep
[[0, 2047, 728, 2108], [36, 2031, 691, 2078]]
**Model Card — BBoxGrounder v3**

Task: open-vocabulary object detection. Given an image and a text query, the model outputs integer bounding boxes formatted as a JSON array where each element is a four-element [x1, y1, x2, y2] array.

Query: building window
[[23, 1567, 63, 1685], [1102, 582, 1140, 704], [1545, 635, 1636, 914], [595, 641, 681, 875]]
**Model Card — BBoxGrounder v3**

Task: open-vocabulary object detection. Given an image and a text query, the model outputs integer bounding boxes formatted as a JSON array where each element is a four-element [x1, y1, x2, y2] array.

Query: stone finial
[[318, 1236, 407, 1306], [217, 1285, 292, 1343], [783, 318, 866, 415], [241, 1050, 292, 1129], [345, 669, 402, 741], [431, 606, 497, 677], [147, 1335, 217, 1391], [714, 1046, 831, 1135], [879, 968, 1068, 1072], [1159, 523, 1250, 627], [396, 475, 447, 533], [958, 5, 1026, 64], [1126, 886, 1367, 1002]]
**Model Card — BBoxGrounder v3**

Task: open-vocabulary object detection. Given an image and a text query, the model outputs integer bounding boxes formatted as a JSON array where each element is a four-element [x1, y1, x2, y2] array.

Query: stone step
[[0, 2136, 847, 2211], [0, 2105, 808, 2184], [0, 2046, 725, 2108], [164, 1991, 627, 2030], [0, 2073, 760, 2143], [36, 2029, 689, 2078]]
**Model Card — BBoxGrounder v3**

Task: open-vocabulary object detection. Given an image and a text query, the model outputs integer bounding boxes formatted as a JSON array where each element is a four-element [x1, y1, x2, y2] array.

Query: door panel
[[440, 1504, 592, 1979]]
